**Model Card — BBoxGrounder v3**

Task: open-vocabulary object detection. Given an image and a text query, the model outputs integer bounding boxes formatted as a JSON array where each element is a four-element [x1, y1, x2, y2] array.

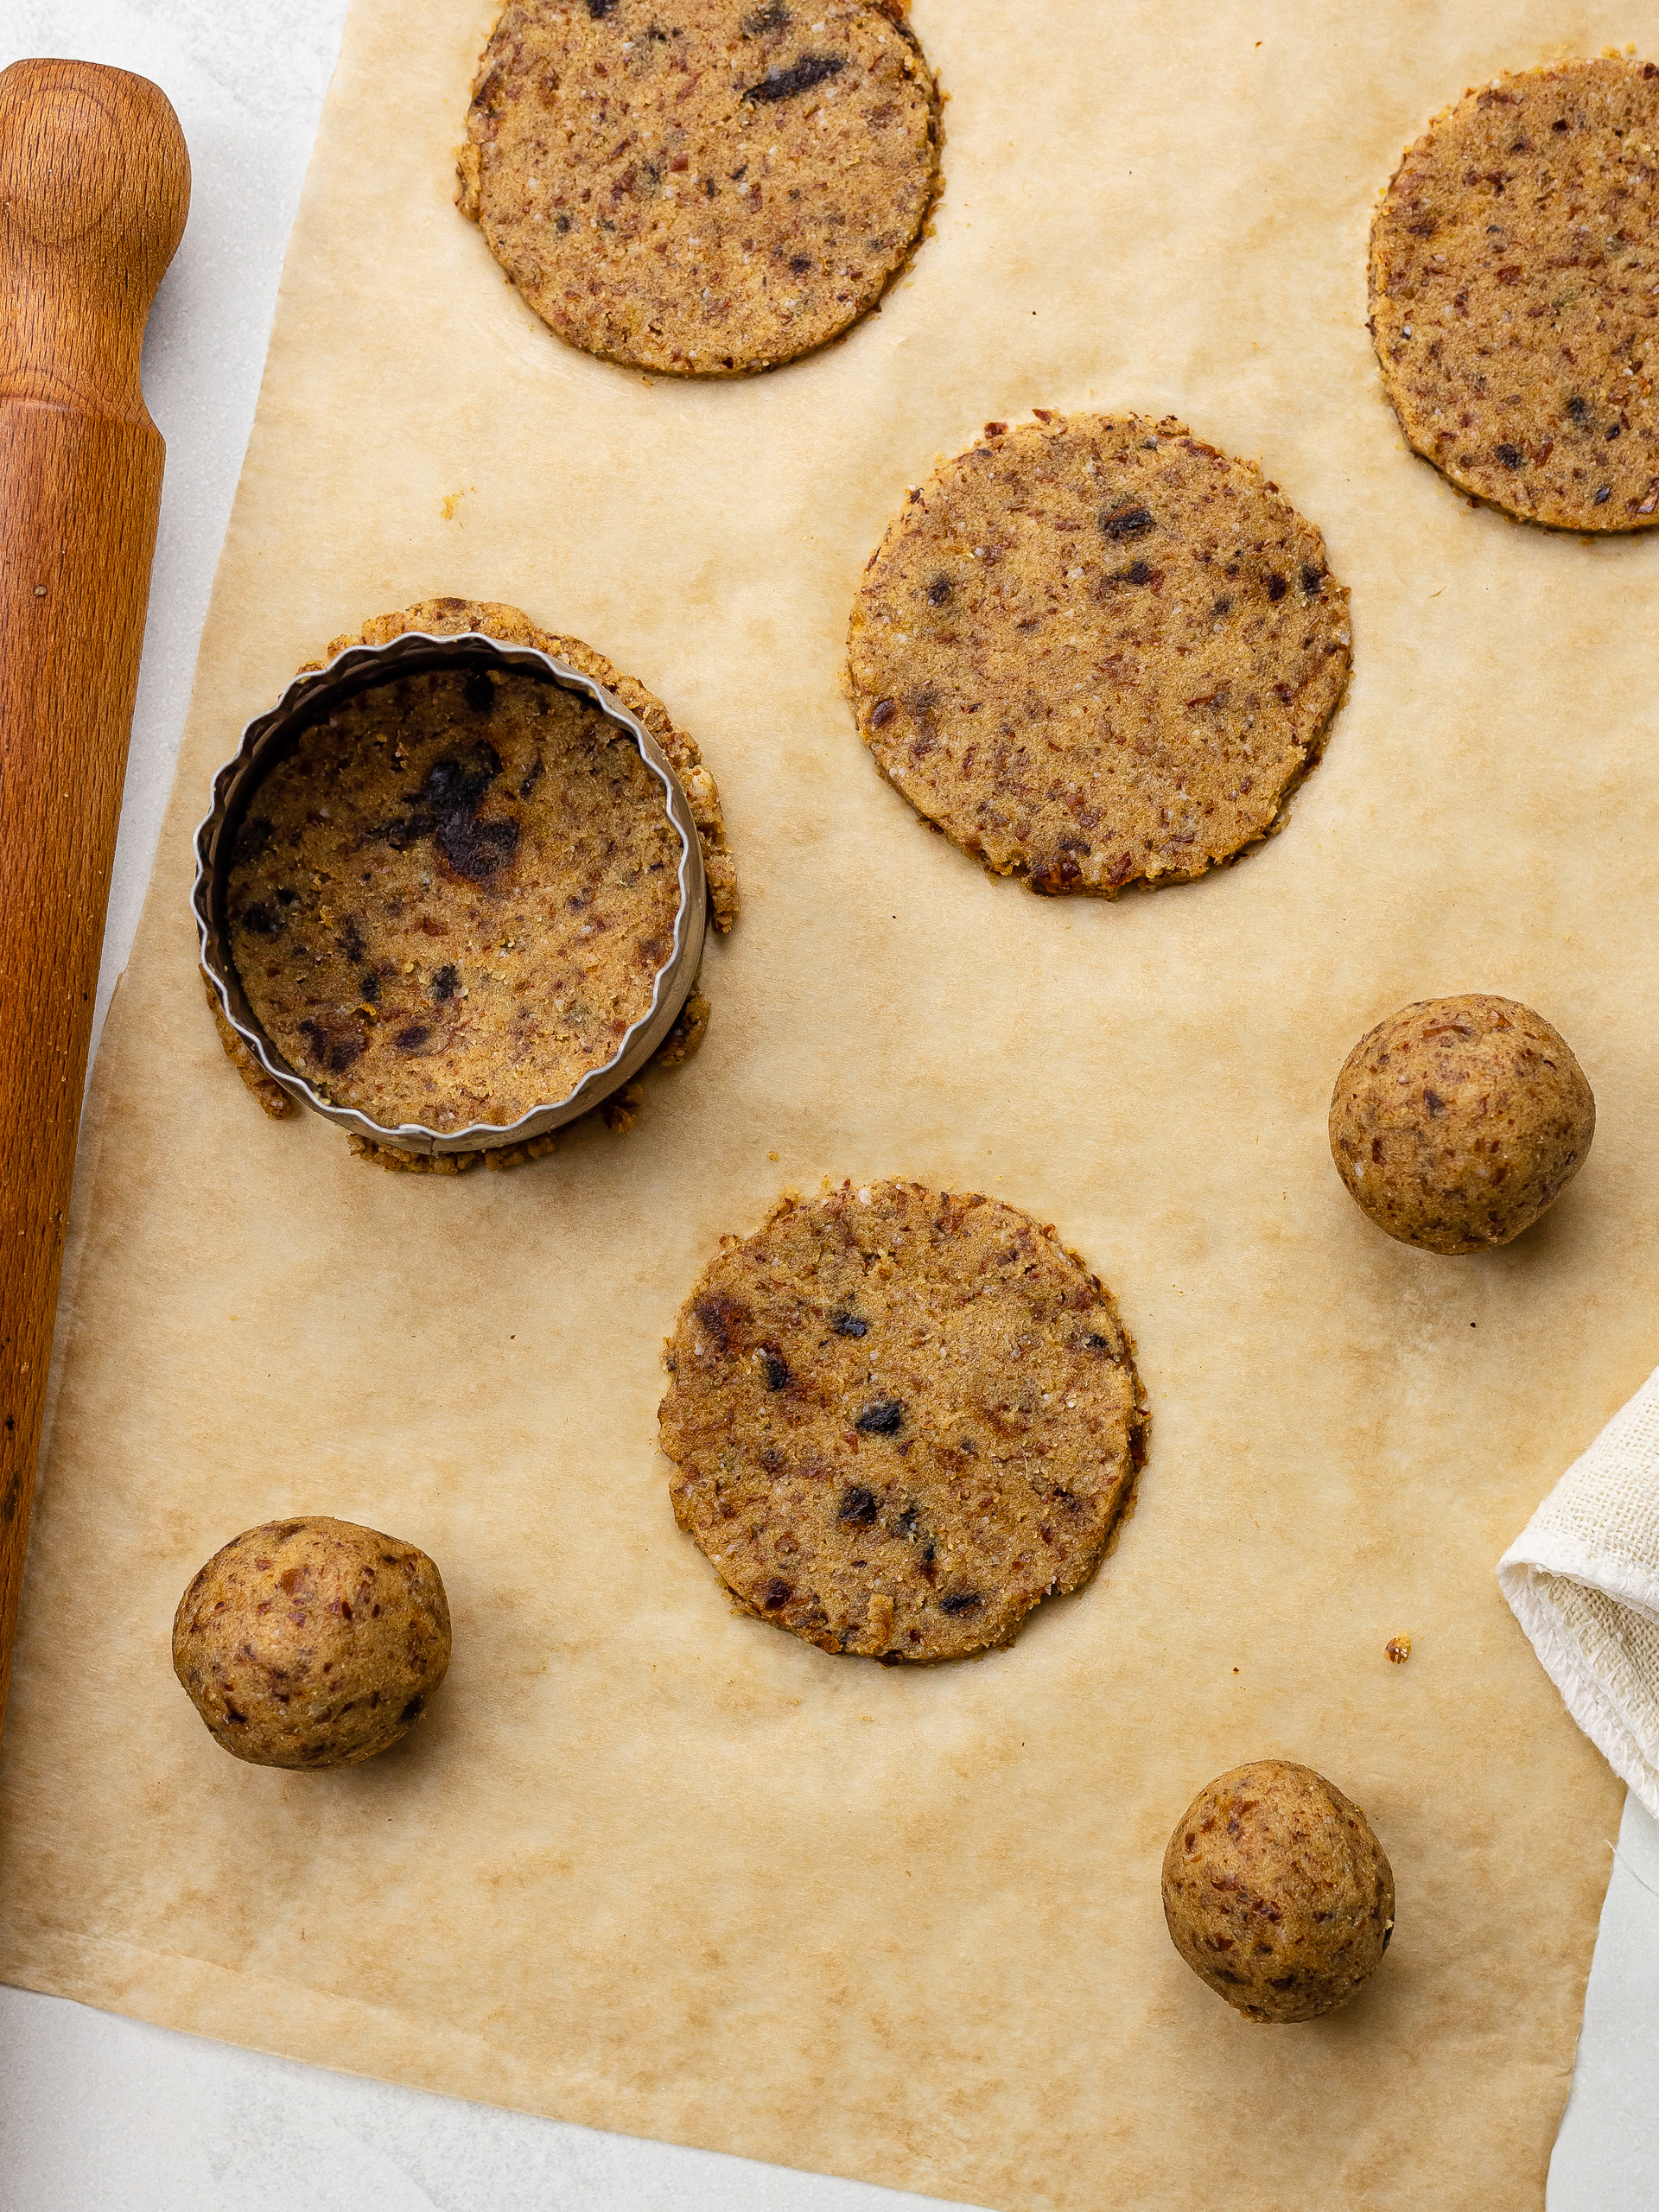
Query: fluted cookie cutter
[[194, 628, 708, 1156]]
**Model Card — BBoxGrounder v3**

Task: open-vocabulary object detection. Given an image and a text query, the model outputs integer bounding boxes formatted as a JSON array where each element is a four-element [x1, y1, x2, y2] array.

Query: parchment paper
[[2, 2, 1653, 2204]]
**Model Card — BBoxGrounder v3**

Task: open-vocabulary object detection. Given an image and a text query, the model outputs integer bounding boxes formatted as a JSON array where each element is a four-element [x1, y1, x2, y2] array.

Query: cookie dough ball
[[172, 1517, 451, 1769], [1162, 1761, 1395, 2024], [1329, 995, 1594, 1254]]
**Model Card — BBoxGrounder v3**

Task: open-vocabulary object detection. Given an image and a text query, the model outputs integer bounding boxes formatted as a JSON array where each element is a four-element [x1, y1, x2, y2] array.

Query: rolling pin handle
[[0, 59, 190, 421], [0, 60, 190, 1744]]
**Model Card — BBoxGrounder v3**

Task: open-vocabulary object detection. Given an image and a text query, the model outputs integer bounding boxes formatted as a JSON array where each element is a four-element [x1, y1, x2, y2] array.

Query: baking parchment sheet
[[1, 1, 1653, 2204]]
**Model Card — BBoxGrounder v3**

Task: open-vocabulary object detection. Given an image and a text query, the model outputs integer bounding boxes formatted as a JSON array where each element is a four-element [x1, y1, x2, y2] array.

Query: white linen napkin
[[1499, 1368, 1659, 1823]]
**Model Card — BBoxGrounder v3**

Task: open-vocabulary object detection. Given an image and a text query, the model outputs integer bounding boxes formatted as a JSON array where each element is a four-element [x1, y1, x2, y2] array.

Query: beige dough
[[457, 0, 941, 376], [658, 1179, 1147, 1661], [1161, 1760, 1395, 2024], [226, 663, 683, 1133], [1328, 994, 1595, 1255], [1369, 59, 1659, 532], [846, 412, 1351, 897], [172, 1517, 452, 1769]]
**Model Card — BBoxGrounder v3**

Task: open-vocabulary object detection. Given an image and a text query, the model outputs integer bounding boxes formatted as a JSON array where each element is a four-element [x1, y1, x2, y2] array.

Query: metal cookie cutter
[[194, 629, 709, 1156]]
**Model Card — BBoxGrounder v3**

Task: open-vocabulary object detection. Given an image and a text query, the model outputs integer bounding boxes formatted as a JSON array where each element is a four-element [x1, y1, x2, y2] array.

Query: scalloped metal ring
[[194, 629, 708, 1156]]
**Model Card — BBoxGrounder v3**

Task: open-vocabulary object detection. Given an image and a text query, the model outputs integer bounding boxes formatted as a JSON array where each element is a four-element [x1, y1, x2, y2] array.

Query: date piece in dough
[[1329, 994, 1594, 1254], [1370, 59, 1659, 531], [457, 0, 940, 377], [847, 414, 1351, 896], [1162, 1761, 1395, 2024], [658, 1179, 1147, 1662], [172, 1517, 452, 1769]]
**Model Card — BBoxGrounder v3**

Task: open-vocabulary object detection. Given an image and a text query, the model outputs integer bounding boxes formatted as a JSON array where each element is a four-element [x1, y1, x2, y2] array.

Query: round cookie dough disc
[[658, 1179, 1147, 1661], [457, 0, 940, 377], [1329, 993, 1594, 1253], [1370, 59, 1659, 531], [846, 414, 1352, 897]]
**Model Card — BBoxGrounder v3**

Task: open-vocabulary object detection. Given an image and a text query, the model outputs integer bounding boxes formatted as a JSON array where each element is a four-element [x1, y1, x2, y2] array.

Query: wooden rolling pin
[[0, 61, 189, 1744]]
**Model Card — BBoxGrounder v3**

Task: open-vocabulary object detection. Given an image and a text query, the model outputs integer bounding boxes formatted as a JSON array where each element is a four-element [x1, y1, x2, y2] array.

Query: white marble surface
[[0, 3, 1652, 2203]]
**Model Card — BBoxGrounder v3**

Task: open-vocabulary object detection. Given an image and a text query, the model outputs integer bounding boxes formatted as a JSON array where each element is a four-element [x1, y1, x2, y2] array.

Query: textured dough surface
[[847, 413, 1351, 896], [1161, 1760, 1396, 2024], [1329, 993, 1595, 1254], [172, 1518, 452, 1769], [315, 600, 738, 931], [658, 1179, 1147, 1661], [458, 0, 940, 376], [227, 663, 683, 1133], [1370, 58, 1659, 531]]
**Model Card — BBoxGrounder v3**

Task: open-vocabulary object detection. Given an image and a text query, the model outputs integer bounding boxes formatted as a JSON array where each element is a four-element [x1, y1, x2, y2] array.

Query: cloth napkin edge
[[1497, 1556, 1659, 1827]]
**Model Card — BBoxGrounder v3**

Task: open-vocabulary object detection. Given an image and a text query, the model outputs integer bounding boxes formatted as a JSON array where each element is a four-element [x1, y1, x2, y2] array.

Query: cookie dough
[[172, 1517, 451, 1769], [1162, 1761, 1395, 2024], [227, 658, 683, 1133], [457, 0, 940, 376], [202, 967, 292, 1119], [1370, 58, 1659, 531], [658, 1179, 1147, 1661], [1329, 994, 1594, 1253], [336, 984, 709, 1169], [312, 600, 737, 931], [847, 413, 1351, 896]]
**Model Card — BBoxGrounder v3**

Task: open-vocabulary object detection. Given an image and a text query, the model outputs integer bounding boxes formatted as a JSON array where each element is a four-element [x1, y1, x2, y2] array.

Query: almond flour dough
[[218, 597, 737, 1142], [312, 600, 737, 932], [658, 1179, 1147, 1661], [1162, 1760, 1395, 2024], [1370, 58, 1659, 531], [846, 412, 1351, 896], [1329, 993, 1595, 1254], [226, 659, 684, 1133], [457, 0, 941, 375], [172, 1517, 452, 1769]]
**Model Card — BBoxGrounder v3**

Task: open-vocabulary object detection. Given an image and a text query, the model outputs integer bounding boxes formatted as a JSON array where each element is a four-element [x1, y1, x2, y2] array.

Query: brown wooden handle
[[0, 61, 189, 1745]]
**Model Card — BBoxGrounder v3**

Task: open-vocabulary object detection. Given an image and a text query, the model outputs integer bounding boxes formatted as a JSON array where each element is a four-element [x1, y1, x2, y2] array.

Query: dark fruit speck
[[744, 53, 844, 102], [1101, 503, 1154, 541], [855, 1398, 904, 1436], [694, 1293, 750, 1356]]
